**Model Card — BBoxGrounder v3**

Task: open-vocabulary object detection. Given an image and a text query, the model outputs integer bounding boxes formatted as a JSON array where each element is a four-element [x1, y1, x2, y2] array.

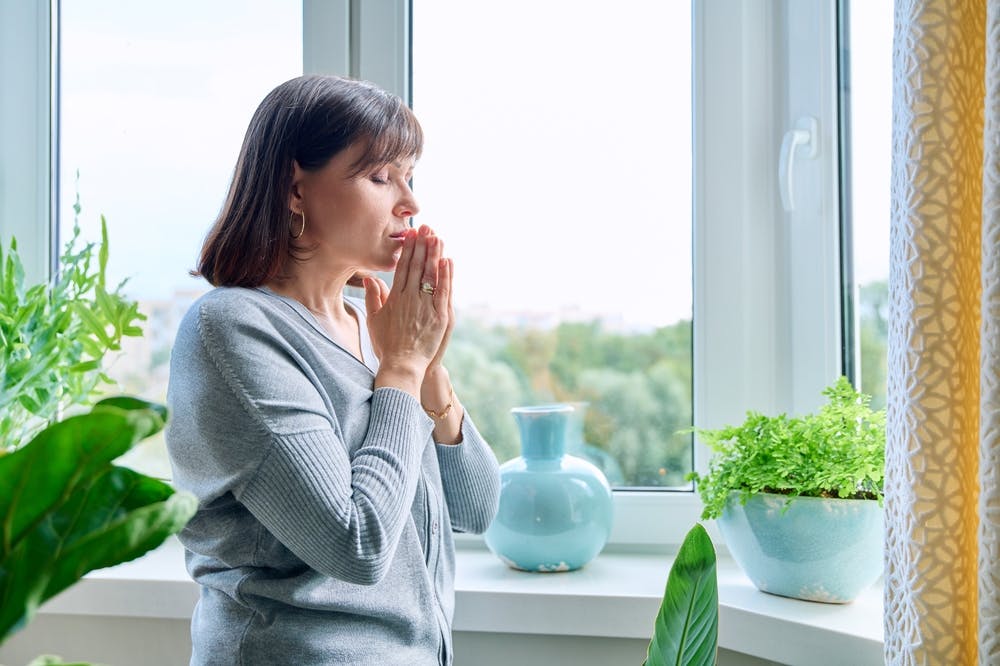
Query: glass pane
[[59, 0, 302, 477], [846, 1, 892, 409], [412, 1, 693, 488]]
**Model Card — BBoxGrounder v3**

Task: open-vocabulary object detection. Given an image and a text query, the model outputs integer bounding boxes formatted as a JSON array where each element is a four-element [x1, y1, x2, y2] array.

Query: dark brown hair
[[196, 75, 423, 287]]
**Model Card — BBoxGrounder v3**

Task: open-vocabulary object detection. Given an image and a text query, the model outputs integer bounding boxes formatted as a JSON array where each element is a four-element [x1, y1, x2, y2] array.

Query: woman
[[165, 75, 501, 666]]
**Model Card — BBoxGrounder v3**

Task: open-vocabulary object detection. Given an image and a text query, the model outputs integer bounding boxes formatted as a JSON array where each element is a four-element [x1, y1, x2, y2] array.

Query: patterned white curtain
[[885, 1, 1000, 664]]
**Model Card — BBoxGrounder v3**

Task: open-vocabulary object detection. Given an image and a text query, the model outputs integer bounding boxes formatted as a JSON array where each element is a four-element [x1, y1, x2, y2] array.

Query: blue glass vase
[[484, 404, 614, 572]]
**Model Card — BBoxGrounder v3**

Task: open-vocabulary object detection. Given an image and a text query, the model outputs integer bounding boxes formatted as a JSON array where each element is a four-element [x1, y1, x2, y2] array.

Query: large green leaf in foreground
[[644, 523, 718, 666], [0, 398, 196, 643]]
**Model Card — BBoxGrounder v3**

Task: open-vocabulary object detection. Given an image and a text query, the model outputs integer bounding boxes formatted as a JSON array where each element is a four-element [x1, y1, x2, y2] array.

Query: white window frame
[[695, 0, 844, 544], [0, 0, 57, 286], [8, 0, 845, 549]]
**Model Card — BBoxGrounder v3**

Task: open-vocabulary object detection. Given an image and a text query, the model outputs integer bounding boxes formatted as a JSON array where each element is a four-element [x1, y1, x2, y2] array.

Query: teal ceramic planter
[[484, 405, 613, 572], [718, 492, 883, 603]]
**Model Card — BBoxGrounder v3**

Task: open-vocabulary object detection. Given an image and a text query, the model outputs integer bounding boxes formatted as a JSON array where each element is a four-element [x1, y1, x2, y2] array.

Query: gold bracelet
[[423, 388, 456, 420]]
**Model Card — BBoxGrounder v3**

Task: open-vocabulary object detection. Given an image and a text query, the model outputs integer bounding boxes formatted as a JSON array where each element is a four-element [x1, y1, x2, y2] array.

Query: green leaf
[[98, 216, 108, 290], [16, 393, 42, 414], [79, 335, 104, 359], [645, 524, 718, 666], [68, 360, 100, 373], [0, 402, 195, 643], [41, 477, 195, 607], [93, 286, 119, 329], [2, 239, 24, 304], [95, 395, 168, 424], [0, 403, 163, 557], [70, 303, 112, 347]]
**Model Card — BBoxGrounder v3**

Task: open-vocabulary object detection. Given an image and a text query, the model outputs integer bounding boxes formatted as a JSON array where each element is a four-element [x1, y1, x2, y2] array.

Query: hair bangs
[[348, 101, 423, 176]]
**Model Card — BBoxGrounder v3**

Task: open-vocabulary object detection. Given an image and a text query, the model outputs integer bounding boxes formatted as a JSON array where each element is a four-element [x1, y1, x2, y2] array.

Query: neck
[[265, 261, 358, 323]]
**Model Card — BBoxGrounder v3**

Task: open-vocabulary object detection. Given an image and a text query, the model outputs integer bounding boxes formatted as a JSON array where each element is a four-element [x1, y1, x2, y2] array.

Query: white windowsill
[[39, 538, 883, 666]]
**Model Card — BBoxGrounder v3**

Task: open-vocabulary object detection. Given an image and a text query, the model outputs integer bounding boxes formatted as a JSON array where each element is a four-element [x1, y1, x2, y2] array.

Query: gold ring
[[420, 282, 436, 296]]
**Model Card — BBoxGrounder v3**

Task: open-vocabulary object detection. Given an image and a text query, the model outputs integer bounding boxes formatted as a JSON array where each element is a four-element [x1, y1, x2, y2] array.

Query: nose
[[394, 184, 420, 221]]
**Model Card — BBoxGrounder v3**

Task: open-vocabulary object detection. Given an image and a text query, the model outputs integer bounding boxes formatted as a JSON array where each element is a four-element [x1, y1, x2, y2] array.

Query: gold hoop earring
[[289, 210, 306, 239]]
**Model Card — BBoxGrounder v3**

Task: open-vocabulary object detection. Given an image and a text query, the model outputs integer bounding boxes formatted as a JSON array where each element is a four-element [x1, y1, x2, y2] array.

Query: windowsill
[[38, 537, 883, 666]]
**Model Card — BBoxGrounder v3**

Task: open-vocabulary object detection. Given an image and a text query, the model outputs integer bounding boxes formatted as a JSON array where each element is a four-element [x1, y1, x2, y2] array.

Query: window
[[412, 0, 694, 490], [58, 0, 303, 477], [843, 0, 892, 410], [1, 0, 874, 547]]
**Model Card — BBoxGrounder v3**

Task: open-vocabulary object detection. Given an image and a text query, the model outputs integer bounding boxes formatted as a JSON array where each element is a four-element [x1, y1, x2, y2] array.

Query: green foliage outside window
[[446, 318, 693, 487], [859, 280, 888, 410], [444, 281, 888, 489]]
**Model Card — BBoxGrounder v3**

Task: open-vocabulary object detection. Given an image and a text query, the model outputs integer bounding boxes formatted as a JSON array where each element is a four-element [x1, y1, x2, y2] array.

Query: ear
[[289, 160, 306, 214]]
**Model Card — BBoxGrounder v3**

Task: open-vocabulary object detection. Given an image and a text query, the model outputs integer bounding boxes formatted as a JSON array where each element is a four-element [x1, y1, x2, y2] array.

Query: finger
[[447, 259, 455, 318], [433, 256, 450, 315], [375, 276, 390, 307], [392, 229, 417, 293], [421, 237, 442, 294], [431, 259, 454, 367], [407, 227, 430, 293], [363, 278, 381, 317]]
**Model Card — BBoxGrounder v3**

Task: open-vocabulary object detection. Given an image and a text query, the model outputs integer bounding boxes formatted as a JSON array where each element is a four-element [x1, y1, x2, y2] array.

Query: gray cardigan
[[165, 286, 500, 666]]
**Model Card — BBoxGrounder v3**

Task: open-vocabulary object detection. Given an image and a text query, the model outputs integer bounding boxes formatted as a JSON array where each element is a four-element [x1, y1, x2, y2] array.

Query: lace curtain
[[885, 0, 1000, 663]]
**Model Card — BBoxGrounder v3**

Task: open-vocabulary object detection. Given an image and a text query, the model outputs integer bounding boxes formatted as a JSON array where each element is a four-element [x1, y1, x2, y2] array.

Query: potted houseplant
[[688, 377, 885, 603], [0, 219, 196, 664]]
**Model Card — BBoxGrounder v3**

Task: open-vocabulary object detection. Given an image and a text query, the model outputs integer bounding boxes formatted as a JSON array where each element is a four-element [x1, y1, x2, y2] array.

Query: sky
[[411, 1, 692, 329], [59, 0, 891, 330], [59, 0, 302, 300], [848, 0, 893, 286]]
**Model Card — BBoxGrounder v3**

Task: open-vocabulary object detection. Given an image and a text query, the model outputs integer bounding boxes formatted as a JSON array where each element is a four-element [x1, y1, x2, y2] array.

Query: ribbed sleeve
[[435, 416, 501, 534], [239, 388, 432, 585]]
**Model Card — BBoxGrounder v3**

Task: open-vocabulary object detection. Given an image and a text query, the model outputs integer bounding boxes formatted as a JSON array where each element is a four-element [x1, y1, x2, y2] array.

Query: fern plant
[[688, 377, 886, 520]]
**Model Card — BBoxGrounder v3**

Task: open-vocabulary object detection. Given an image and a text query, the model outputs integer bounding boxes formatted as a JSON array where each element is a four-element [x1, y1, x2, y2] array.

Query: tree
[[858, 280, 888, 410], [447, 316, 694, 486]]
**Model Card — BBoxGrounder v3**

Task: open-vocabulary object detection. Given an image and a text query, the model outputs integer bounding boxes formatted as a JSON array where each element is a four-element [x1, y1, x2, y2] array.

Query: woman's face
[[291, 141, 419, 274]]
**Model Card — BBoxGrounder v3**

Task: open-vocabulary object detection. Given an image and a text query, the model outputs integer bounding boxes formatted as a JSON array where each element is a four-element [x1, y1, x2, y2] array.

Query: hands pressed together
[[364, 225, 463, 443]]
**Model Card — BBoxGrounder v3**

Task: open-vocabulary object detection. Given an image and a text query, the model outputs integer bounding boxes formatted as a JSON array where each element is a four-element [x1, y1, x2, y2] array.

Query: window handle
[[778, 116, 819, 212]]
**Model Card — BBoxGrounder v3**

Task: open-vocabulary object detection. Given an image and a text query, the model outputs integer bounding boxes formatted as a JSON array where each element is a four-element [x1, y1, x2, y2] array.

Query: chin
[[379, 253, 402, 272]]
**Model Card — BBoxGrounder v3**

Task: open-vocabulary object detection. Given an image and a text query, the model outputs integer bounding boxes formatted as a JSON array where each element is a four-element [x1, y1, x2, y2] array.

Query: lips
[[389, 230, 408, 240]]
